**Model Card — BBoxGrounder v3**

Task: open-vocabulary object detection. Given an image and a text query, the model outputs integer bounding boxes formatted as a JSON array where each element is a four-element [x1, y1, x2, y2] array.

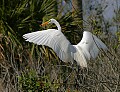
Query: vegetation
[[0, 0, 120, 92]]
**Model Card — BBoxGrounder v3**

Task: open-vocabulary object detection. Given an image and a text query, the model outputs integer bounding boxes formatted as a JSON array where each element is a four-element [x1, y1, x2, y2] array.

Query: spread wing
[[90, 34, 108, 58], [77, 31, 107, 60], [23, 29, 73, 62]]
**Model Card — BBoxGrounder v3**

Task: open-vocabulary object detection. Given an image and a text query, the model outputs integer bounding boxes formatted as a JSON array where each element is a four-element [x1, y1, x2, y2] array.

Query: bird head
[[49, 19, 56, 24], [40, 19, 56, 26]]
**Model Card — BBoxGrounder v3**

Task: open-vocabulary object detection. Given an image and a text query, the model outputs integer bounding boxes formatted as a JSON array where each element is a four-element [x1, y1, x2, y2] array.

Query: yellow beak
[[40, 21, 49, 26]]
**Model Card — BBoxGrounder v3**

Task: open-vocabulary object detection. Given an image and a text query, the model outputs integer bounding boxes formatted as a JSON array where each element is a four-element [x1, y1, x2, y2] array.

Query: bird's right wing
[[23, 29, 73, 62]]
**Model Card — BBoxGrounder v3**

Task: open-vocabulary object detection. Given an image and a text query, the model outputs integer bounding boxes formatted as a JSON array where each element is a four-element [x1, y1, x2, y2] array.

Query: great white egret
[[23, 19, 107, 68]]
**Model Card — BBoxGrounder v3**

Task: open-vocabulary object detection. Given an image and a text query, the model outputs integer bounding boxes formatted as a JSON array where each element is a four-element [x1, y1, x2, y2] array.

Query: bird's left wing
[[23, 29, 73, 62], [77, 31, 107, 60]]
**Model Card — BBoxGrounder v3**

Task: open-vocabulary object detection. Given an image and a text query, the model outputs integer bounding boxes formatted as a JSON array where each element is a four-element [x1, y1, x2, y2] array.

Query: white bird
[[23, 19, 107, 68]]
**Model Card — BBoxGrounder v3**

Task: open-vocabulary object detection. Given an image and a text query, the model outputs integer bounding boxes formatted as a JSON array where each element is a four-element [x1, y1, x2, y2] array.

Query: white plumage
[[23, 19, 107, 68]]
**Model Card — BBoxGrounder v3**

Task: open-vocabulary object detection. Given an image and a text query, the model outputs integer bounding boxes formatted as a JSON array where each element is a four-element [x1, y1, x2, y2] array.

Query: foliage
[[18, 70, 51, 92]]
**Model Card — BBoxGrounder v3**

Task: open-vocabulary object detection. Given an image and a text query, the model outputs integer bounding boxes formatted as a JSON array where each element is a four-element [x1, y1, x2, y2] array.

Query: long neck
[[53, 20, 61, 31]]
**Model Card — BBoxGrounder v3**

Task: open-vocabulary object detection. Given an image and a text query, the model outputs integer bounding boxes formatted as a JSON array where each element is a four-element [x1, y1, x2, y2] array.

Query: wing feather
[[92, 34, 108, 49], [77, 31, 107, 59], [23, 29, 72, 62]]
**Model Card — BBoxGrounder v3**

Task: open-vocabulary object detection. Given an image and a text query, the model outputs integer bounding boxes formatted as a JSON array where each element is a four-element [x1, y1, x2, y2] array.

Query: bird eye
[[48, 20, 52, 23], [49, 20, 51, 22]]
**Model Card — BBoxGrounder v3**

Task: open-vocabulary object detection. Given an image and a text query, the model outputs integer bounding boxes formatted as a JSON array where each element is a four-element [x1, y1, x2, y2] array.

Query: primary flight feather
[[23, 18, 107, 68]]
